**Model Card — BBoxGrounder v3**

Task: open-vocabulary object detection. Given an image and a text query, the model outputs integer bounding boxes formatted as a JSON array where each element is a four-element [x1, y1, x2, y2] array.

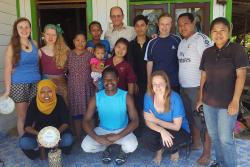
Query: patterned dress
[[67, 50, 95, 117]]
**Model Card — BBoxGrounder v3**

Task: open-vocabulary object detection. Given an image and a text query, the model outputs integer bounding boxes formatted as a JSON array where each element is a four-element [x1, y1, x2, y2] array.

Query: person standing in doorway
[[177, 13, 213, 166], [105, 6, 136, 51]]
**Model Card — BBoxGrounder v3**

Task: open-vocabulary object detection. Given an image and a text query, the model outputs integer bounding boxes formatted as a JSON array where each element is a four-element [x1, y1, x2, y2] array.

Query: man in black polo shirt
[[128, 15, 150, 134]]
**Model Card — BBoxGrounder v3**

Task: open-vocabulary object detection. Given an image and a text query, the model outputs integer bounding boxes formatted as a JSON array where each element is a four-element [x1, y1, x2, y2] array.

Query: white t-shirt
[[178, 32, 213, 88]]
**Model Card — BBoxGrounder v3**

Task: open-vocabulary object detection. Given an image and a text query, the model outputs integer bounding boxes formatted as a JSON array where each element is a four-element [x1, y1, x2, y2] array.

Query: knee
[[60, 133, 74, 147], [219, 133, 234, 145], [121, 136, 138, 153], [81, 137, 93, 153], [19, 137, 37, 150]]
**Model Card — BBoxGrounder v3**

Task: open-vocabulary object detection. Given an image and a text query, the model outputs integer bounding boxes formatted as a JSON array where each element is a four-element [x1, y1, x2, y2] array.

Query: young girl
[[67, 32, 95, 142], [87, 21, 110, 59], [90, 43, 106, 91], [39, 24, 69, 104], [3, 17, 41, 136], [105, 38, 136, 95]]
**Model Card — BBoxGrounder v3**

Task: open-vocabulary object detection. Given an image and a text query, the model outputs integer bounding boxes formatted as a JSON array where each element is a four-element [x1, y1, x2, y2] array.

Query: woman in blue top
[[143, 71, 190, 165], [3, 17, 41, 136]]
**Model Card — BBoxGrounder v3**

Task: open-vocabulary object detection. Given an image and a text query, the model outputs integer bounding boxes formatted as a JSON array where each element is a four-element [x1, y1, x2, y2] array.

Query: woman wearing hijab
[[19, 80, 73, 160]]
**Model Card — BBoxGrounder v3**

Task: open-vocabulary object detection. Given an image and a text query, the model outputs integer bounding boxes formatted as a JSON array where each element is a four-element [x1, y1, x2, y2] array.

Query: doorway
[[37, 0, 86, 49]]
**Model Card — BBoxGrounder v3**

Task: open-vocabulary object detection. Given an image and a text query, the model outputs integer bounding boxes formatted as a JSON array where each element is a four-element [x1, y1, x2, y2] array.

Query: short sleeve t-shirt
[[178, 32, 213, 88], [90, 57, 105, 71], [144, 34, 181, 87], [86, 40, 111, 59], [200, 41, 249, 108], [96, 89, 128, 131], [143, 92, 190, 133], [105, 57, 137, 90]]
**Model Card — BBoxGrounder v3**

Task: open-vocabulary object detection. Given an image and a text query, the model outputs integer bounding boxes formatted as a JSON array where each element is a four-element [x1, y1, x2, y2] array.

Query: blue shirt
[[11, 41, 41, 84], [96, 89, 128, 131], [86, 40, 111, 59], [143, 92, 190, 133], [145, 34, 181, 87]]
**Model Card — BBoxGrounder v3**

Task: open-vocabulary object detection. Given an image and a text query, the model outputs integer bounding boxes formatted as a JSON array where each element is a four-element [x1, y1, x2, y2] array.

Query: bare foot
[[170, 152, 179, 161], [196, 154, 210, 166], [191, 143, 201, 150], [153, 149, 164, 165]]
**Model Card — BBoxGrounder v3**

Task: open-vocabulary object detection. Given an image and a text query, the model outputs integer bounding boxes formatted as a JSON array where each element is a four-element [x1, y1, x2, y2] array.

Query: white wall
[[213, 0, 226, 19], [0, 0, 17, 133], [92, 0, 128, 39]]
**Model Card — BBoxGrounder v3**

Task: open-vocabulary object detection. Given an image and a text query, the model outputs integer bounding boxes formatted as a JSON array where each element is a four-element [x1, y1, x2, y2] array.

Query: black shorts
[[10, 83, 37, 103]]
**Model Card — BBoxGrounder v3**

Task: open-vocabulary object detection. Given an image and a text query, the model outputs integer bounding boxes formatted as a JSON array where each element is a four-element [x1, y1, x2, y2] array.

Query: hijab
[[36, 79, 57, 115]]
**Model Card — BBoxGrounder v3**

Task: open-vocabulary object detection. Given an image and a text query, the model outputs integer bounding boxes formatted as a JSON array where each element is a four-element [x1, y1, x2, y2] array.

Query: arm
[[24, 100, 39, 136], [144, 114, 174, 148], [196, 71, 206, 110], [107, 94, 139, 142], [91, 64, 103, 73], [82, 96, 112, 145], [146, 61, 153, 83], [228, 68, 246, 115], [127, 83, 134, 96], [144, 111, 182, 131], [3, 45, 13, 97], [58, 124, 69, 133]]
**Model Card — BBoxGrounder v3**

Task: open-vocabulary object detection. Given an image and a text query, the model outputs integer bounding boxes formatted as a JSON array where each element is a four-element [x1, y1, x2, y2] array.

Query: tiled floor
[[0, 133, 250, 167]]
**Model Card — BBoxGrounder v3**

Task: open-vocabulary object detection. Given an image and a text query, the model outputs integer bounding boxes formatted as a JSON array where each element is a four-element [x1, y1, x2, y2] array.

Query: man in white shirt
[[105, 6, 136, 51], [177, 13, 213, 166]]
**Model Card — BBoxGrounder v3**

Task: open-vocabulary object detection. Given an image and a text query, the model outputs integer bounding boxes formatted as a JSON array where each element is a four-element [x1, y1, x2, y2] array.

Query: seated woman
[[142, 71, 190, 165], [19, 79, 74, 160]]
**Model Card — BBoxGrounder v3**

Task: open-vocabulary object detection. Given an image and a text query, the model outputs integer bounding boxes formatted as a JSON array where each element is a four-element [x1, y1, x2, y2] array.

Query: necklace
[[21, 41, 30, 50]]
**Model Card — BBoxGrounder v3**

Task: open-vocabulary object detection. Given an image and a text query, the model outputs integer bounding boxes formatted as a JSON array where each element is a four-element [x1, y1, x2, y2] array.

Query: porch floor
[[0, 133, 250, 167]]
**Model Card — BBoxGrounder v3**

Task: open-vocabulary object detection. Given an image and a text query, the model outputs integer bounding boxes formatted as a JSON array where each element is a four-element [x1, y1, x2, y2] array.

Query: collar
[[214, 40, 231, 51], [184, 32, 198, 41], [111, 23, 126, 32], [134, 36, 150, 44]]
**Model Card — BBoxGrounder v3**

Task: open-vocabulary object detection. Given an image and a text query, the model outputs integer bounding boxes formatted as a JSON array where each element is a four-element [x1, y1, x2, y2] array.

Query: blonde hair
[[147, 71, 171, 112], [44, 24, 69, 69]]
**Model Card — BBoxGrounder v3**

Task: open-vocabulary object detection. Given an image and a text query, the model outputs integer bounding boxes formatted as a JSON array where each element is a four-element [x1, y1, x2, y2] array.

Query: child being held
[[90, 43, 106, 91]]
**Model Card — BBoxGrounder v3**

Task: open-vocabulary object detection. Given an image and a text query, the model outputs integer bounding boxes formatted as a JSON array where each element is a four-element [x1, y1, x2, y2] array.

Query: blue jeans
[[19, 132, 74, 150], [203, 104, 237, 167]]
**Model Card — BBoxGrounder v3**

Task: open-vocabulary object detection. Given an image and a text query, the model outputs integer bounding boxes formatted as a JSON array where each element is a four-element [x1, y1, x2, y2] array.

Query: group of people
[[2, 5, 248, 167]]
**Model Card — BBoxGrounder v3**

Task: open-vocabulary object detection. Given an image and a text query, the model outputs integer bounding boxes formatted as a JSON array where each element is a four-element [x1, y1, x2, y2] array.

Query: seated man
[[19, 80, 74, 160], [81, 67, 139, 165]]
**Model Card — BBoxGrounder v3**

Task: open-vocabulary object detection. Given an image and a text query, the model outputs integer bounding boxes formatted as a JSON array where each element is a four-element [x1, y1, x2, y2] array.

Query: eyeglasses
[[111, 15, 123, 19]]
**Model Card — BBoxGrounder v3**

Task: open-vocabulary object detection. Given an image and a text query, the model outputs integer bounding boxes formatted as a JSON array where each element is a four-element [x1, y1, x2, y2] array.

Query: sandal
[[115, 150, 127, 166], [102, 147, 112, 164]]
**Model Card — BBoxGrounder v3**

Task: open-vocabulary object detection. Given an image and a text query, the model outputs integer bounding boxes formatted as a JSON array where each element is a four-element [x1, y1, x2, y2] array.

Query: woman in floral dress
[[67, 32, 95, 142]]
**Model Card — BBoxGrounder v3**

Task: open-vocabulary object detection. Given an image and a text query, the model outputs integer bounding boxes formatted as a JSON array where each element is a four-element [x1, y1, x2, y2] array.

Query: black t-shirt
[[24, 95, 69, 131], [200, 41, 249, 108], [128, 36, 151, 85]]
